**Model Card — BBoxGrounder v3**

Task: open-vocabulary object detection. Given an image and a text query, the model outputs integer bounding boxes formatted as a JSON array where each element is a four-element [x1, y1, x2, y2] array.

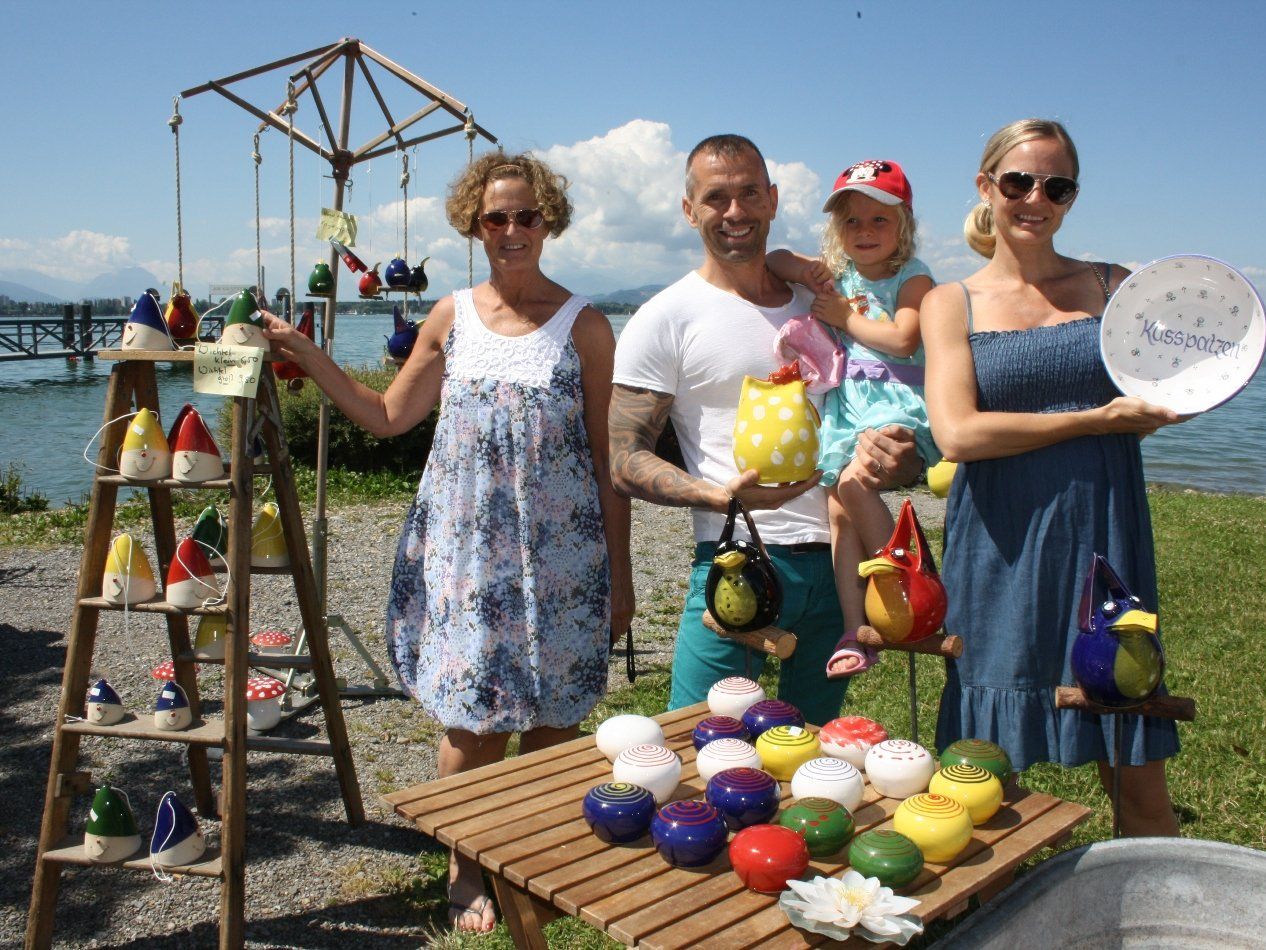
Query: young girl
[[769, 159, 939, 678]]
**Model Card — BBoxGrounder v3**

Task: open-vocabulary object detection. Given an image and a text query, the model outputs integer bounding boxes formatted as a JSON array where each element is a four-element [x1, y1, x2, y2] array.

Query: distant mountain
[[0, 266, 161, 303], [0, 280, 64, 304], [589, 284, 666, 306]]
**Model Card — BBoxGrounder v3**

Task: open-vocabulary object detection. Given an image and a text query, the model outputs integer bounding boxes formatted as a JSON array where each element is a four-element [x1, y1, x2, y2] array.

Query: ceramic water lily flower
[[780, 871, 923, 944]]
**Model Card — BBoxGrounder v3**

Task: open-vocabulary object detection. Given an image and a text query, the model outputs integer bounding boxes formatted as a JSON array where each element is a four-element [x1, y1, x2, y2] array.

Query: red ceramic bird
[[274, 303, 315, 388], [860, 499, 947, 643]]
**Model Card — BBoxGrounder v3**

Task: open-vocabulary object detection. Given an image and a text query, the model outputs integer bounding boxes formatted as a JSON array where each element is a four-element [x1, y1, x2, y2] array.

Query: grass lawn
[[5, 485, 1263, 946]]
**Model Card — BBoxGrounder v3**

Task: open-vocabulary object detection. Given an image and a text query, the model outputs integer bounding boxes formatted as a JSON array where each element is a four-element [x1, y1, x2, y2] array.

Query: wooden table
[[385, 704, 1090, 948]]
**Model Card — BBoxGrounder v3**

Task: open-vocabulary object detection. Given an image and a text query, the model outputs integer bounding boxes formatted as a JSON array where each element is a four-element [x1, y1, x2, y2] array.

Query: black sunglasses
[[987, 171, 1079, 206], [479, 208, 545, 230]]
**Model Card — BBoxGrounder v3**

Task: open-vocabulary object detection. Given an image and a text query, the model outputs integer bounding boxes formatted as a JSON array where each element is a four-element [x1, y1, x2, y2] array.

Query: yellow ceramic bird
[[860, 499, 947, 643]]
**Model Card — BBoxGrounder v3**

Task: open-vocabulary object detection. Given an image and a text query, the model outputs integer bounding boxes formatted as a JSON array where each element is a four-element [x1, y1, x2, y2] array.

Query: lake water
[[1, 311, 1262, 505]]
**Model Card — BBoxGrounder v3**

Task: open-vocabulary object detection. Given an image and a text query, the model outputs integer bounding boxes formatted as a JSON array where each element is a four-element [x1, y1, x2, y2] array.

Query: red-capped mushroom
[[244, 676, 287, 701], [250, 630, 293, 649]]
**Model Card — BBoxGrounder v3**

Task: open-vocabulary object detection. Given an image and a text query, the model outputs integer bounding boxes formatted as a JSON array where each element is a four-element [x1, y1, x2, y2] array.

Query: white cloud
[[0, 230, 138, 282]]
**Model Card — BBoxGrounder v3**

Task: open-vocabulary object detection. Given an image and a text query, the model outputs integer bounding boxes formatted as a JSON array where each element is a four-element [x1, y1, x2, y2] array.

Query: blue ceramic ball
[[650, 800, 729, 867], [705, 767, 781, 830], [582, 782, 656, 843], [741, 699, 805, 739], [692, 715, 751, 750]]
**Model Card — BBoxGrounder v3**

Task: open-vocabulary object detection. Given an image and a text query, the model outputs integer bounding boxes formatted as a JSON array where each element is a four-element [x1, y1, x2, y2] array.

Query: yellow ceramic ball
[[929, 764, 1003, 825], [892, 793, 973, 863], [755, 725, 820, 782], [926, 459, 958, 498]]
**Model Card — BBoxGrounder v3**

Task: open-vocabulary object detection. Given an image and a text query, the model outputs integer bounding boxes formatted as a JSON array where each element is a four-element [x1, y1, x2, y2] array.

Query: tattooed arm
[[609, 384, 820, 513]]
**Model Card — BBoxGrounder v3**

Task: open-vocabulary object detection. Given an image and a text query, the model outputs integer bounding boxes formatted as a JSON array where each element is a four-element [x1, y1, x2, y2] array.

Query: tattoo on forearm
[[609, 385, 718, 509]]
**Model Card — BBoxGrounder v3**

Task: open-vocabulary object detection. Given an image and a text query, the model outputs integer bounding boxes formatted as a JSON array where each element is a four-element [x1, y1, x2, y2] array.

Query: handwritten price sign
[[193, 343, 264, 398]]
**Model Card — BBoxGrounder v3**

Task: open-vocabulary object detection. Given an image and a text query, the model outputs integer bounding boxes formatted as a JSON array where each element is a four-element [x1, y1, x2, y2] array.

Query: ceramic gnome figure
[[150, 791, 206, 868], [154, 680, 193, 731], [193, 615, 227, 660], [220, 290, 266, 348], [168, 405, 224, 483], [84, 785, 142, 863], [191, 505, 227, 566], [122, 292, 174, 351], [118, 408, 172, 481], [102, 534, 156, 605], [86, 678, 126, 725], [250, 502, 289, 567], [164, 537, 218, 609], [386, 305, 418, 361]]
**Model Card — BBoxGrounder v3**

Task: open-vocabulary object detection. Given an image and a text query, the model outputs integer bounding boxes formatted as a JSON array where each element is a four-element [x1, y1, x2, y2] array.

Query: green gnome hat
[[85, 785, 139, 838], [225, 290, 264, 328]]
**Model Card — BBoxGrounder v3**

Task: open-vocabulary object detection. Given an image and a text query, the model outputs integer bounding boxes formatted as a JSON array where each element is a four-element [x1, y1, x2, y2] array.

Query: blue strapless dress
[[934, 316, 1180, 770]]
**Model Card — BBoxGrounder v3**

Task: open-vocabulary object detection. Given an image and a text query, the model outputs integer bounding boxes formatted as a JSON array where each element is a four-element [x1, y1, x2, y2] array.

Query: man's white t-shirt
[[613, 271, 830, 546]]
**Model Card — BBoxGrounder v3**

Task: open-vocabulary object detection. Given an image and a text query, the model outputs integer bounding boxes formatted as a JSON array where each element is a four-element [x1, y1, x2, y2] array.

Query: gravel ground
[[0, 492, 943, 948]]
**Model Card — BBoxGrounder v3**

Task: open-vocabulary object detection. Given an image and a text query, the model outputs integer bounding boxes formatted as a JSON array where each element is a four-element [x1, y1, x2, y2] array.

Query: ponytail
[[963, 201, 996, 259]]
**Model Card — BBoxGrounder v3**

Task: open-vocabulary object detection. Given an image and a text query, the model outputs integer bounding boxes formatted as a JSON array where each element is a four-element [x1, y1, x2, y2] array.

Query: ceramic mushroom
[[250, 629, 293, 657], [245, 675, 287, 731]]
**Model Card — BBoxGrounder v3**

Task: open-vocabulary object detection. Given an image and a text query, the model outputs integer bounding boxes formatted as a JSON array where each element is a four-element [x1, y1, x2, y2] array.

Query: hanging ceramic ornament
[[168, 405, 224, 483], [384, 256, 410, 289], [220, 290, 266, 348], [1071, 553, 1165, 709], [250, 502, 288, 567], [386, 305, 418, 361], [164, 282, 199, 340], [307, 261, 334, 296], [407, 256, 430, 293], [190, 505, 227, 565], [329, 238, 367, 274], [245, 675, 287, 731], [861, 499, 947, 644], [101, 533, 156, 604], [122, 292, 174, 351], [358, 264, 383, 299], [274, 303, 315, 389], [154, 680, 193, 731], [85, 678, 126, 725], [193, 615, 227, 660], [84, 785, 141, 863], [250, 629, 292, 656], [149, 790, 206, 868], [118, 407, 172, 481], [164, 536, 217, 608]]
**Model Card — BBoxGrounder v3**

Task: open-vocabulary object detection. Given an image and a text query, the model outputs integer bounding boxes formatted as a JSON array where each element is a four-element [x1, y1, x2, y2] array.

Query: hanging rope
[[399, 149, 410, 260], [465, 110, 476, 287], [168, 97, 184, 290], [282, 82, 298, 322], [252, 132, 263, 301]]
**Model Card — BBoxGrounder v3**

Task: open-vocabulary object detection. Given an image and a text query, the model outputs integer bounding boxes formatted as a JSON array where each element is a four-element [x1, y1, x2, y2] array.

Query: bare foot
[[448, 852, 496, 933]]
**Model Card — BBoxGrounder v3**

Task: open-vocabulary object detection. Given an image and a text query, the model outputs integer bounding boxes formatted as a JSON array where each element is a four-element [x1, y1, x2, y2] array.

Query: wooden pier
[[0, 306, 224, 361]]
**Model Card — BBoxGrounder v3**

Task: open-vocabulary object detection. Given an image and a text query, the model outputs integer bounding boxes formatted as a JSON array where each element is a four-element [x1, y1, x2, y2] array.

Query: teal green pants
[[668, 542, 848, 727]]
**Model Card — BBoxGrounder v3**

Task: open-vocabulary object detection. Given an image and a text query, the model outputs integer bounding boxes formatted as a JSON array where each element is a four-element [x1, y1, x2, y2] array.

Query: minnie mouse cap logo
[[823, 159, 913, 211]]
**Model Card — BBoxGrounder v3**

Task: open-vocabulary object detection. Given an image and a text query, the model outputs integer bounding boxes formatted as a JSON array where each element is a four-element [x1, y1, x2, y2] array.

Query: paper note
[[316, 207, 358, 245], [193, 343, 264, 398]]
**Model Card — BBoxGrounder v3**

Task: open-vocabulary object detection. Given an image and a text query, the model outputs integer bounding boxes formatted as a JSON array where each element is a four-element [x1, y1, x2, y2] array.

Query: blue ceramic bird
[[1070, 554, 1164, 709], [386, 305, 418, 361]]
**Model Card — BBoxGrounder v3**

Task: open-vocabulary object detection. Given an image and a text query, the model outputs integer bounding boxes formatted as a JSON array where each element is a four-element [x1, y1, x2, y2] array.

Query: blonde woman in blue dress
[[264, 153, 633, 931]]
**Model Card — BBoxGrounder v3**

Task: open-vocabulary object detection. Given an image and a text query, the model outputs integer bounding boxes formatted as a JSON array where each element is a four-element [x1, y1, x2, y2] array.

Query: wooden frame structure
[[26, 353, 363, 948], [181, 37, 498, 608]]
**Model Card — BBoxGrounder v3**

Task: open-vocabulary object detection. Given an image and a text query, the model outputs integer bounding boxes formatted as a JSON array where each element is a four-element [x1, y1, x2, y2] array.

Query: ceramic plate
[[1100, 255, 1264, 414]]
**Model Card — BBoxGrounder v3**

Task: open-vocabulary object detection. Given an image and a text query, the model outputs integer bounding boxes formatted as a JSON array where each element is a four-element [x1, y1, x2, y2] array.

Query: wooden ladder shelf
[[26, 352, 363, 949]]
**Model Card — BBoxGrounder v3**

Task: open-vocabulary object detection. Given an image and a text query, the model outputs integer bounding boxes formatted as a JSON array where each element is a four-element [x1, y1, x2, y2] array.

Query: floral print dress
[[386, 289, 611, 734]]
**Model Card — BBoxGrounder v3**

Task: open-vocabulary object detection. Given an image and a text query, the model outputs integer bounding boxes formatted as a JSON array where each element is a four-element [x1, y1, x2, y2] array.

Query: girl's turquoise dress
[[818, 258, 940, 485]]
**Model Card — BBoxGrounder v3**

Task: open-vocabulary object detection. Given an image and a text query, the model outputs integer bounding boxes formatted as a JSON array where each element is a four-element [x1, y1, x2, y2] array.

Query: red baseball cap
[[822, 160, 913, 212]]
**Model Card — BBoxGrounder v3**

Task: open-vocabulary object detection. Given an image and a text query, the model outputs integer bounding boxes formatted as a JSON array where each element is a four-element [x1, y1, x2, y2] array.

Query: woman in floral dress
[[263, 152, 633, 932]]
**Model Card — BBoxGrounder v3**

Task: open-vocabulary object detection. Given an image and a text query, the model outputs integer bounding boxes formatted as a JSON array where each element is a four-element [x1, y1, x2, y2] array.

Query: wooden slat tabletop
[[389, 703, 1090, 948]]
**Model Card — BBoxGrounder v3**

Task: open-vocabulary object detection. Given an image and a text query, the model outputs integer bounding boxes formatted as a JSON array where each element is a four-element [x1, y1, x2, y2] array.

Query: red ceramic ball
[[728, 824, 810, 894]]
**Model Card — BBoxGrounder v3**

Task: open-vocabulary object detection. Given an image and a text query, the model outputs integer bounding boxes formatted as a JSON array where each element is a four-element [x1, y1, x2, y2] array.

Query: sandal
[[826, 637, 878, 679], [447, 890, 496, 934]]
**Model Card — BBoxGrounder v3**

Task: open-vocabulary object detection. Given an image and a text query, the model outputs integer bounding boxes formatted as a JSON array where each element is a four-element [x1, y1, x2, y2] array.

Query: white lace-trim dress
[[386, 289, 611, 733]]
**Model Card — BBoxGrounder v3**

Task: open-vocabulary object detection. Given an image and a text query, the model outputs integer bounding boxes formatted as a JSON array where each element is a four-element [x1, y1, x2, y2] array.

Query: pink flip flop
[[825, 639, 878, 679]]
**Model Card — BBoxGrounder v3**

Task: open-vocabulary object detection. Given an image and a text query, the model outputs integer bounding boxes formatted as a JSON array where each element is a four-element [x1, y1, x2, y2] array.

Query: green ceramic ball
[[847, 829, 924, 889], [939, 739, 1012, 786], [778, 797, 855, 857]]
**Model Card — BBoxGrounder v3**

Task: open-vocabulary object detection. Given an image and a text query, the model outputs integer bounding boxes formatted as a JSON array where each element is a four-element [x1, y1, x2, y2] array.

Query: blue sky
[[1, 0, 1263, 298]]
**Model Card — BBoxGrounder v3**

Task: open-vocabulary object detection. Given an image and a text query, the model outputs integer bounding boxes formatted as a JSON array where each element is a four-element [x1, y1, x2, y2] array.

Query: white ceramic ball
[[694, 737, 762, 783], [595, 714, 665, 762], [864, 739, 936, 799], [613, 744, 682, 804], [707, 676, 766, 720], [791, 757, 865, 813]]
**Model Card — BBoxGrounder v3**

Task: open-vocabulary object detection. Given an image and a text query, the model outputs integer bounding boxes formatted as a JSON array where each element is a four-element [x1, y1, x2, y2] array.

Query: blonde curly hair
[[445, 151, 573, 239], [819, 192, 918, 279], [964, 119, 1079, 258]]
